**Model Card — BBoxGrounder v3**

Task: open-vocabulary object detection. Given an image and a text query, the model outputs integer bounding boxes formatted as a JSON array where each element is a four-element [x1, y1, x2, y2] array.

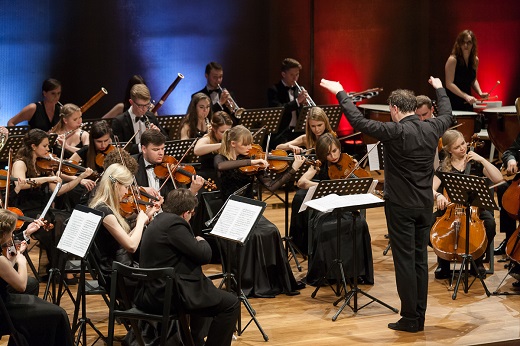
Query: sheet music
[[304, 193, 384, 213], [210, 199, 263, 243], [367, 144, 380, 171], [57, 208, 103, 258], [298, 185, 318, 213]]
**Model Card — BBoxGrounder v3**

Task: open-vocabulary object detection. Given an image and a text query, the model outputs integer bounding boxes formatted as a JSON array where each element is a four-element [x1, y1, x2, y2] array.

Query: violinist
[[50, 103, 89, 156], [179, 93, 212, 140], [297, 133, 374, 285], [494, 133, 519, 257], [111, 84, 167, 155], [89, 163, 159, 293], [432, 130, 503, 279], [11, 129, 93, 279], [215, 125, 306, 297], [276, 106, 334, 154], [0, 209, 73, 346], [133, 130, 204, 199], [70, 120, 112, 176], [193, 111, 233, 189]]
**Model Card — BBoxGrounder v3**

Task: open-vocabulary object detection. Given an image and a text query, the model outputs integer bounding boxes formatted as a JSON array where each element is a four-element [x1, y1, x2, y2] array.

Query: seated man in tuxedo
[[267, 57, 310, 148], [415, 95, 435, 120], [192, 61, 239, 125], [111, 84, 167, 154], [133, 129, 203, 199], [134, 188, 239, 346]]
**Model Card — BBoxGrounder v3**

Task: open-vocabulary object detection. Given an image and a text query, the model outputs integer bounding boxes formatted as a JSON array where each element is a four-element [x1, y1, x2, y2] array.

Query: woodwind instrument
[[80, 87, 108, 113], [151, 73, 184, 113]]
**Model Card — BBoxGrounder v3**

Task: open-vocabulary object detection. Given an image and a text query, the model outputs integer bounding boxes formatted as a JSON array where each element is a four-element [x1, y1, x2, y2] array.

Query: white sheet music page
[[298, 185, 318, 213], [305, 193, 384, 213], [210, 199, 263, 243], [367, 143, 380, 171], [57, 209, 102, 258]]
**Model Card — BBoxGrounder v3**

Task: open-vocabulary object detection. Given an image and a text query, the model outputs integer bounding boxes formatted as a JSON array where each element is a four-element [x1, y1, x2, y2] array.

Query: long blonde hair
[[50, 103, 81, 133], [219, 125, 252, 160], [89, 163, 132, 232], [305, 107, 334, 149], [440, 130, 465, 172]]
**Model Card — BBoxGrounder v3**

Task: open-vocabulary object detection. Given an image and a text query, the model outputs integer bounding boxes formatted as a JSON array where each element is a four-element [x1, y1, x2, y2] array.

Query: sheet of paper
[[57, 209, 102, 258], [367, 144, 380, 171], [210, 199, 263, 243], [298, 185, 317, 213], [304, 193, 384, 213]]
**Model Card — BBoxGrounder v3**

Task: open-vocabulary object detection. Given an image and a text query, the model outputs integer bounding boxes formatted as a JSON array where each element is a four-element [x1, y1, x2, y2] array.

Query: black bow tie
[[135, 116, 144, 123], [285, 85, 296, 93], [145, 164, 155, 170], [208, 89, 219, 94]]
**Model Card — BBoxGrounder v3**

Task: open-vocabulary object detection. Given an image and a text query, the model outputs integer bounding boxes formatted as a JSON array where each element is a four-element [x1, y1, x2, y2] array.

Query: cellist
[[431, 129, 503, 279]]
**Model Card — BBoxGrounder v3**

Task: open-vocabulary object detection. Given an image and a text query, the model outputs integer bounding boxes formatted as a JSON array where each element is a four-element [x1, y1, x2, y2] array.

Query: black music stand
[[164, 139, 199, 163], [80, 118, 113, 133], [249, 127, 268, 146], [156, 115, 184, 140], [209, 194, 269, 341], [57, 205, 104, 346], [240, 107, 284, 135], [295, 105, 343, 133], [307, 178, 397, 320], [0, 136, 26, 163], [5, 125, 29, 136], [437, 171, 495, 300]]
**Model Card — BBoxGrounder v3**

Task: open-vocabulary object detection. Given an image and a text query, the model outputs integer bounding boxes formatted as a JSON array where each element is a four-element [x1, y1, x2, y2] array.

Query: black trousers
[[385, 201, 432, 324]]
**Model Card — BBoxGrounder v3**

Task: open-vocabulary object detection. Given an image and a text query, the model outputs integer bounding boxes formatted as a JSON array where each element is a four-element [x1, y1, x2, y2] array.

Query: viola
[[95, 145, 115, 168], [327, 153, 371, 180], [154, 155, 216, 191], [239, 144, 321, 175], [36, 154, 99, 179]]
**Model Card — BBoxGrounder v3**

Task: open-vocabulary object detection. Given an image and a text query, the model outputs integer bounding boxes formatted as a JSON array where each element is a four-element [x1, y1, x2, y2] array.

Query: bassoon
[[151, 73, 184, 113], [80, 87, 108, 113]]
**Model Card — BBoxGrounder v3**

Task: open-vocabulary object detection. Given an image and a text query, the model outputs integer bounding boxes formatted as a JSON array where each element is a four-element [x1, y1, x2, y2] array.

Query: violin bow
[[122, 130, 140, 151], [158, 138, 198, 192], [345, 141, 380, 179], [113, 135, 144, 205], [55, 133, 67, 177], [4, 149, 12, 209]]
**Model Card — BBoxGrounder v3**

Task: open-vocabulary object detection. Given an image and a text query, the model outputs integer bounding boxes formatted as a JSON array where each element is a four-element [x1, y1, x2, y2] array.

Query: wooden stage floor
[[2, 189, 520, 346]]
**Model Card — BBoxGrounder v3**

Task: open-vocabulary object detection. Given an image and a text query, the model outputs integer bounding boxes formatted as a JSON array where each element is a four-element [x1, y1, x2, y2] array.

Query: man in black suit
[[111, 84, 167, 154], [133, 129, 203, 199], [267, 58, 309, 148], [192, 61, 239, 125], [134, 188, 239, 346]]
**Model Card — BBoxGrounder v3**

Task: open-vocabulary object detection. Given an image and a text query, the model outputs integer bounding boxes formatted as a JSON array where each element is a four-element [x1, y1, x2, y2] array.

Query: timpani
[[482, 106, 518, 154], [452, 110, 479, 143]]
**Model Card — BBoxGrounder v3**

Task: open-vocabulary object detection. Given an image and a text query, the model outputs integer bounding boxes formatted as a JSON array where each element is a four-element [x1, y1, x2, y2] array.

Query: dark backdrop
[[0, 0, 518, 123]]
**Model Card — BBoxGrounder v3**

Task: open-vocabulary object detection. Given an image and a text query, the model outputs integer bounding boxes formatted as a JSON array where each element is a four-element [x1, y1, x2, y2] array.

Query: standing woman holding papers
[[214, 125, 306, 297], [297, 133, 374, 286]]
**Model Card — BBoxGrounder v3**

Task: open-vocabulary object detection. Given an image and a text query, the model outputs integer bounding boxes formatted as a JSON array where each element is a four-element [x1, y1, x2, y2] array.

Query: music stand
[[80, 118, 113, 133], [5, 125, 29, 136], [209, 194, 269, 341], [57, 204, 104, 346], [249, 127, 268, 146], [164, 139, 199, 163], [295, 105, 343, 133], [239, 107, 284, 135], [156, 115, 184, 140], [0, 136, 26, 163], [306, 178, 397, 320], [437, 171, 495, 300]]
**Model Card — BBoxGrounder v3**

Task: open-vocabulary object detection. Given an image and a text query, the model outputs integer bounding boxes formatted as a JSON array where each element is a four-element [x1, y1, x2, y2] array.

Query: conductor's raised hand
[[428, 76, 443, 89], [320, 79, 344, 95]]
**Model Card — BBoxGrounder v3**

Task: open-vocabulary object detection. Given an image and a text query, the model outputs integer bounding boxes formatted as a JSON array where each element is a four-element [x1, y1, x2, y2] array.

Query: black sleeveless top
[[446, 59, 476, 112], [28, 101, 60, 131]]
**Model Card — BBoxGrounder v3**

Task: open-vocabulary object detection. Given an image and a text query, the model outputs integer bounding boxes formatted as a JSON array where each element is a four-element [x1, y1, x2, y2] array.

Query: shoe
[[388, 318, 418, 333], [494, 239, 507, 256], [294, 281, 306, 290], [286, 290, 301, 296], [434, 266, 450, 280]]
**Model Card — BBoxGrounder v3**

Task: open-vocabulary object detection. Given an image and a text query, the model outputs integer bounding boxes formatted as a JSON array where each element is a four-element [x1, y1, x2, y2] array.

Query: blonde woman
[[50, 103, 89, 155]]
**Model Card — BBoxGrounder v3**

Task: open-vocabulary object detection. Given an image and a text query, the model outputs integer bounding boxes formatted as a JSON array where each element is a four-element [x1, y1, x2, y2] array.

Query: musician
[[415, 95, 435, 120], [50, 103, 89, 156], [7, 78, 62, 131], [432, 130, 502, 279], [214, 125, 305, 297], [11, 129, 93, 278], [297, 133, 374, 285], [0, 209, 73, 346], [103, 74, 147, 119], [445, 30, 488, 112], [193, 111, 233, 190], [70, 120, 112, 176], [89, 163, 159, 291], [494, 133, 520, 257], [267, 58, 309, 148], [133, 129, 204, 202], [321, 77, 452, 333], [192, 61, 238, 125], [179, 93, 212, 140], [111, 84, 167, 154], [135, 188, 239, 346]]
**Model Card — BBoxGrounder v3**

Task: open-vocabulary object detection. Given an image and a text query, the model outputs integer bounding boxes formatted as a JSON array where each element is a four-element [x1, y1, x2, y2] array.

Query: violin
[[154, 155, 216, 190], [6, 206, 53, 231], [95, 144, 115, 168], [327, 153, 371, 180], [430, 137, 487, 262], [1, 238, 21, 258], [239, 144, 321, 175], [0, 170, 37, 189], [36, 154, 99, 179]]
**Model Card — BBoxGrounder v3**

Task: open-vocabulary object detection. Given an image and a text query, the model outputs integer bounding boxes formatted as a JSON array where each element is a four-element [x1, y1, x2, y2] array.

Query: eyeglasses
[[133, 101, 152, 110]]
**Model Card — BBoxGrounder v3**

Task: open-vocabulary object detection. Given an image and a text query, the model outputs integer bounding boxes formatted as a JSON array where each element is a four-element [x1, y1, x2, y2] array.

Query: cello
[[430, 137, 488, 262]]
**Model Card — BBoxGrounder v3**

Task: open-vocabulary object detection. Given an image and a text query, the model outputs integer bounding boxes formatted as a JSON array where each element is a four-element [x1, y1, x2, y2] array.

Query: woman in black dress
[[180, 93, 212, 139], [214, 125, 306, 297]]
